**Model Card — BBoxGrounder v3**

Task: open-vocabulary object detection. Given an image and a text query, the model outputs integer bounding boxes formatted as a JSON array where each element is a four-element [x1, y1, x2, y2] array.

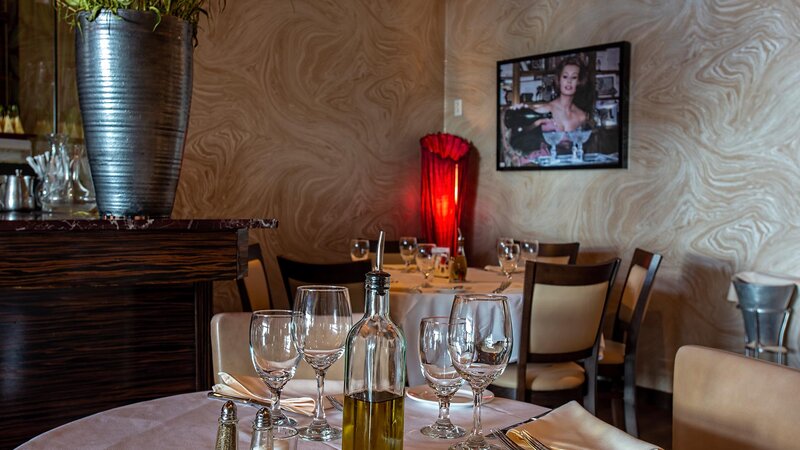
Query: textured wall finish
[[175, 0, 445, 309], [445, 0, 800, 392]]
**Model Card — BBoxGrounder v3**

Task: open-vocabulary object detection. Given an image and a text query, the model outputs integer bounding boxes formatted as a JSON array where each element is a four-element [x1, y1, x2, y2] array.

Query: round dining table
[[19, 379, 547, 449], [386, 265, 525, 386]]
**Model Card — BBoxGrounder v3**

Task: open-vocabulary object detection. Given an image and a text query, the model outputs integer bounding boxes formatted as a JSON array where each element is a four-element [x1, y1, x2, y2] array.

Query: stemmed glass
[[419, 317, 466, 439], [542, 130, 564, 162], [448, 295, 513, 450], [497, 243, 520, 280], [292, 286, 352, 441], [399, 236, 418, 272], [519, 240, 539, 264], [250, 310, 302, 438], [349, 239, 370, 262], [416, 243, 437, 288], [575, 127, 592, 161]]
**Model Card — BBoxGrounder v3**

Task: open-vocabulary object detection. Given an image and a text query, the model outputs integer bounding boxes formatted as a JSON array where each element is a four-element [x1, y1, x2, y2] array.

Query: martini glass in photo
[[576, 127, 592, 161], [399, 236, 418, 272], [293, 286, 352, 441], [448, 295, 512, 450], [419, 317, 466, 439], [250, 310, 302, 438], [519, 240, 539, 264], [496, 243, 520, 280], [416, 243, 437, 288], [542, 130, 564, 161], [349, 239, 370, 262]]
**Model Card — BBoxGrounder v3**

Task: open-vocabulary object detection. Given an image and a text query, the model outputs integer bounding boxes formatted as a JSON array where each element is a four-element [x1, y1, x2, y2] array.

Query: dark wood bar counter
[[0, 216, 277, 448]]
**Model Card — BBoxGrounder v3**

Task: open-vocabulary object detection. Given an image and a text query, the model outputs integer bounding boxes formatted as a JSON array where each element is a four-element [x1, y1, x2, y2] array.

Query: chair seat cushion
[[598, 339, 625, 365], [493, 362, 585, 391]]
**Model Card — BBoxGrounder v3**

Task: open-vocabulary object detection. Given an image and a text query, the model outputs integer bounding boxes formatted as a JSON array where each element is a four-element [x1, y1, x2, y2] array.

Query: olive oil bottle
[[342, 232, 406, 449]]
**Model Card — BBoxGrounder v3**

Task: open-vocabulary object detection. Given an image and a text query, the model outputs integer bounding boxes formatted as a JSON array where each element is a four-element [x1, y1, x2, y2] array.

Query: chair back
[[733, 279, 795, 348], [210, 312, 344, 385], [536, 242, 580, 265], [237, 243, 271, 311], [611, 248, 662, 353], [368, 239, 404, 265], [673, 345, 800, 450], [276, 256, 371, 311], [521, 259, 619, 362]]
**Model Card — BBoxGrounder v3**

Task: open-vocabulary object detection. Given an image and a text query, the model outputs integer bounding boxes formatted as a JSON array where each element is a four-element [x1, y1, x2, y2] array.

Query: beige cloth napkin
[[484, 265, 525, 274], [384, 263, 416, 271], [213, 372, 319, 416], [508, 401, 662, 450]]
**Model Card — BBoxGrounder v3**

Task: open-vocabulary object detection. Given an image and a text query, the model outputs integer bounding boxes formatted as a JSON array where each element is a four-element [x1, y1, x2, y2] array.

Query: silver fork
[[325, 394, 344, 412], [490, 428, 524, 450], [519, 429, 551, 450], [492, 279, 512, 293]]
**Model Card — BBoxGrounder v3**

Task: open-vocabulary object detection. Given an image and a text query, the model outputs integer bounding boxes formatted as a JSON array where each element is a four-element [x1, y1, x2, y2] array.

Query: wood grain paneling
[[444, 0, 800, 392]]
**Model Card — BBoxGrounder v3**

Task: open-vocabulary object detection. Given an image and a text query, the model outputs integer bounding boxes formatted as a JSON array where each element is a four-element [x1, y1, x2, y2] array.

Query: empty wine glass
[[292, 286, 352, 441], [399, 236, 418, 272], [497, 243, 520, 280], [542, 130, 564, 161], [419, 317, 465, 439], [519, 240, 539, 264], [250, 310, 302, 438], [349, 239, 370, 262], [416, 243, 437, 288], [448, 295, 512, 450]]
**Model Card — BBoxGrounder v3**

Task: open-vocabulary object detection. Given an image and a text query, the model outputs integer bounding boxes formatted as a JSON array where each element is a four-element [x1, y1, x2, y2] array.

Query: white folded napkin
[[213, 372, 320, 416], [508, 401, 661, 450], [484, 265, 525, 274]]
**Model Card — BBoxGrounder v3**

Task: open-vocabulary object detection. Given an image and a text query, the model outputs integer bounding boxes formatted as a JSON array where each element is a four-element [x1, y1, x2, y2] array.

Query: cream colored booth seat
[[673, 345, 800, 450], [210, 312, 345, 385]]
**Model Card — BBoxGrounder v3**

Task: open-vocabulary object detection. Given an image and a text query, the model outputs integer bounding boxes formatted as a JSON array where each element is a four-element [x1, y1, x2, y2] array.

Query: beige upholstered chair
[[534, 241, 580, 264], [491, 259, 619, 414], [599, 248, 662, 437], [673, 345, 800, 450], [210, 312, 344, 385], [237, 243, 271, 311]]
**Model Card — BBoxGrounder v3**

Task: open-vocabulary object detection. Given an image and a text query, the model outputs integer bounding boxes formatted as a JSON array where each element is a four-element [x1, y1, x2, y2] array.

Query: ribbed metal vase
[[76, 10, 193, 218]]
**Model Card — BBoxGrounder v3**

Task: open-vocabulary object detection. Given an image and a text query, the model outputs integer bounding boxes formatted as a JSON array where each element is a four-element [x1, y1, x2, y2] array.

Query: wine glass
[[399, 236, 418, 272], [250, 310, 302, 438], [419, 317, 466, 439], [292, 286, 352, 441], [496, 243, 520, 280], [542, 130, 564, 161], [448, 295, 512, 450], [576, 127, 592, 161], [519, 240, 539, 264], [416, 243, 437, 288], [349, 239, 370, 262]]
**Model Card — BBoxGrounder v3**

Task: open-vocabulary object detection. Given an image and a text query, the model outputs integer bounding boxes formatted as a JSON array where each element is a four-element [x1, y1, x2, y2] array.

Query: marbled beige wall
[[445, 0, 800, 391], [175, 1, 445, 309]]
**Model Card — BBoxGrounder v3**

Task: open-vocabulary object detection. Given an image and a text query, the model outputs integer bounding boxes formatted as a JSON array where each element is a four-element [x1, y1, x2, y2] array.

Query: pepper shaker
[[215, 401, 238, 450], [249, 408, 273, 450]]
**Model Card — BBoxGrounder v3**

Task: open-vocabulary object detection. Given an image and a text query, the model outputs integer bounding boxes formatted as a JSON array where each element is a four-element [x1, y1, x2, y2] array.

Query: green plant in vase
[[55, 0, 224, 28]]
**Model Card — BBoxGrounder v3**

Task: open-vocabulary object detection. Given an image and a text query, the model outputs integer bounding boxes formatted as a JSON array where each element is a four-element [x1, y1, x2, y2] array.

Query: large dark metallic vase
[[76, 10, 193, 218]]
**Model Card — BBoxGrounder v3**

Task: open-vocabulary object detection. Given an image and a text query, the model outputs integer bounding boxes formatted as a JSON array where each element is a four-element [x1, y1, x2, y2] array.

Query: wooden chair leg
[[623, 354, 639, 437], [610, 377, 624, 428]]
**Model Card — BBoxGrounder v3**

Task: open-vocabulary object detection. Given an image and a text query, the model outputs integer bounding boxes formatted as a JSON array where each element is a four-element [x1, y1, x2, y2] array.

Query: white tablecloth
[[727, 271, 800, 366], [386, 267, 524, 386], [20, 379, 547, 449]]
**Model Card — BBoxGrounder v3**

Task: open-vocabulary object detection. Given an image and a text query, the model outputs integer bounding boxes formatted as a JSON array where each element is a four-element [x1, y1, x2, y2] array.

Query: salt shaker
[[249, 408, 273, 450], [215, 401, 238, 450]]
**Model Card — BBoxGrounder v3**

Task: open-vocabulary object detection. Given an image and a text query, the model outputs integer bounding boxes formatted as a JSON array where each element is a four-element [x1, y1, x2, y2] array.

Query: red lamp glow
[[420, 132, 471, 253]]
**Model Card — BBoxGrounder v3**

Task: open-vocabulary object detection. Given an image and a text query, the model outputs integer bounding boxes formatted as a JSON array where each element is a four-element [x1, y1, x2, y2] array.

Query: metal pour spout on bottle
[[341, 230, 407, 449]]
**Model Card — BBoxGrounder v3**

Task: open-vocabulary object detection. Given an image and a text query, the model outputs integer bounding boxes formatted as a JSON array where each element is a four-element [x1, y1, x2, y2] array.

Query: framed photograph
[[496, 41, 630, 170]]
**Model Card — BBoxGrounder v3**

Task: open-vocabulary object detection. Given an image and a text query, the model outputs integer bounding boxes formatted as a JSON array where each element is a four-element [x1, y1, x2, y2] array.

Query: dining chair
[[598, 248, 662, 437], [535, 241, 580, 264], [210, 312, 344, 385], [236, 243, 272, 311], [490, 258, 620, 415], [368, 238, 404, 265], [732, 278, 796, 365], [673, 345, 800, 450], [276, 256, 371, 311]]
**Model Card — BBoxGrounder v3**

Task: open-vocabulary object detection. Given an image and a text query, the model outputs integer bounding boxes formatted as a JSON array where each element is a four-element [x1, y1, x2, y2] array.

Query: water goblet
[[349, 238, 370, 262], [399, 236, 418, 272], [519, 240, 539, 264], [292, 286, 352, 441], [250, 310, 302, 438], [419, 317, 466, 439], [448, 295, 513, 450], [497, 243, 520, 280], [416, 243, 437, 288]]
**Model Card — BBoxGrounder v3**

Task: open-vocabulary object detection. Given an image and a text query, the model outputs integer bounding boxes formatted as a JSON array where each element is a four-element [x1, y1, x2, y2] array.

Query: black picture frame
[[497, 41, 630, 171]]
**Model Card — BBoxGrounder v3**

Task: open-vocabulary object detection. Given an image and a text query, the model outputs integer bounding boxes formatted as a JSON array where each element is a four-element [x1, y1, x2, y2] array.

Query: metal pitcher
[[3, 169, 35, 211]]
